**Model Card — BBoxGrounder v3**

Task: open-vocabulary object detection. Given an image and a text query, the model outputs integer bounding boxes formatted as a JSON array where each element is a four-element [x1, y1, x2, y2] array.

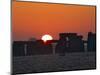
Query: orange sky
[[12, 2, 96, 41]]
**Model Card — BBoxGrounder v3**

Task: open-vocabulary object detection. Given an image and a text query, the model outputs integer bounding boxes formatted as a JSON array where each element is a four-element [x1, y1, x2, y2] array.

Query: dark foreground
[[12, 52, 96, 74]]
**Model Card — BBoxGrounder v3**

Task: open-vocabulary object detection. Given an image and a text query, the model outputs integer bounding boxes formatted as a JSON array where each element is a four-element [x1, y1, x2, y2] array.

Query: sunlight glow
[[41, 34, 53, 42]]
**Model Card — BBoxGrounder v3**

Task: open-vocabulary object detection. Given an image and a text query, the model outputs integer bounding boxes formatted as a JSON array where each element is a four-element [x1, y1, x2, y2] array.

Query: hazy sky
[[12, 2, 96, 41]]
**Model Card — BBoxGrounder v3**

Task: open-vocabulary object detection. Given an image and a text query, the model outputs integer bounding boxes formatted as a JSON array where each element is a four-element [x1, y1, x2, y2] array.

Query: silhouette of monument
[[27, 40, 52, 55], [55, 33, 84, 54], [66, 33, 84, 52], [87, 32, 96, 52], [13, 40, 53, 56], [13, 32, 96, 57], [55, 33, 67, 56], [13, 41, 25, 56]]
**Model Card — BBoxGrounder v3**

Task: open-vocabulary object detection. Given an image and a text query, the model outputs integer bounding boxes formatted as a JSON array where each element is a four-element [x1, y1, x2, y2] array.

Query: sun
[[41, 34, 53, 42]]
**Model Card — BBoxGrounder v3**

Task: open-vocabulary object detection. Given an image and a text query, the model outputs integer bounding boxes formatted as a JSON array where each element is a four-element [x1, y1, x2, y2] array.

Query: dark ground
[[12, 52, 96, 74]]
